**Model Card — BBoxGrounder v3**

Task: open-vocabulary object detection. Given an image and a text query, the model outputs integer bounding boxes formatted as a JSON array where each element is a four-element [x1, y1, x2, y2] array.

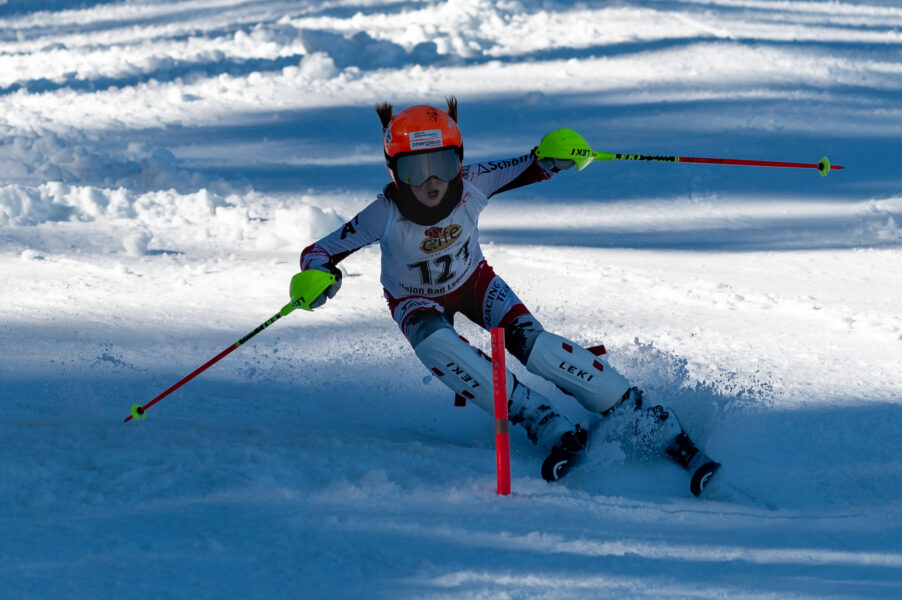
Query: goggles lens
[[396, 148, 461, 187]]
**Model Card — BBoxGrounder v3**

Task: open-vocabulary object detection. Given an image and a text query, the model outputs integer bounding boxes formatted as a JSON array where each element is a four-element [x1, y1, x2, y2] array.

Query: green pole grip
[[535, 128, 596, 170], [283, 270, 337, 315]]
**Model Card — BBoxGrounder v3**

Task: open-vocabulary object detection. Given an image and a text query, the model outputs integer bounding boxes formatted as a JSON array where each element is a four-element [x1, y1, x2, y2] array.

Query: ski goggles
[[395, 147, 461, 187]]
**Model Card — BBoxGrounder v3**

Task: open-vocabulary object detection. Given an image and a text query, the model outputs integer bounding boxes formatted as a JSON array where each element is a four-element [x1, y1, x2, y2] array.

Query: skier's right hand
[[306, 263, 343, 309]]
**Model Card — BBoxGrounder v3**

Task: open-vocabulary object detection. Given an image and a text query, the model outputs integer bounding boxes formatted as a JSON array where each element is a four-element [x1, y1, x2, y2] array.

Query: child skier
[[300, 98, 720, 496]]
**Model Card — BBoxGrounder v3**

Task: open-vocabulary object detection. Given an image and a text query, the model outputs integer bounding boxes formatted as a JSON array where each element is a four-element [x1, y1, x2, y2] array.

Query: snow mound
[[0, 181, 344, 252]]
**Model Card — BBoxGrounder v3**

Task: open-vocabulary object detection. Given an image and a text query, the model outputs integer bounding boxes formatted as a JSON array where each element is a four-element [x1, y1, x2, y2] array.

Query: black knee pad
[[504, 314, 545, 365], [405, 311, 453, 349]]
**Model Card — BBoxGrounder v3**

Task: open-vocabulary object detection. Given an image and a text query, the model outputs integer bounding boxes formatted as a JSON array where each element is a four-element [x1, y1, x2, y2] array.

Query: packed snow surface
[[2, 0, 901, 598]]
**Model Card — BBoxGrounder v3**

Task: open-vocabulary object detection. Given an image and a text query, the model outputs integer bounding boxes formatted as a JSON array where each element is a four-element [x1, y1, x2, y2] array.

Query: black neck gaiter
[[386, 177, 463, 226]]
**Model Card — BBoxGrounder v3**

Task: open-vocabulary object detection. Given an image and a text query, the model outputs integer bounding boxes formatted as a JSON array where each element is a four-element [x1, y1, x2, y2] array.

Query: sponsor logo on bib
[[420, 223, 462, 254]]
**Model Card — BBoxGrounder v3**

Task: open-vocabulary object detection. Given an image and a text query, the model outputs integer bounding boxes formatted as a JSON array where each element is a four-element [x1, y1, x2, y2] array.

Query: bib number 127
[[408, 242, 470, 285]]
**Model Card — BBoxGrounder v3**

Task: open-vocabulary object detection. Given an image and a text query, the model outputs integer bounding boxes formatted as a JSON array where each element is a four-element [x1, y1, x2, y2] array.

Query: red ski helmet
[[380, 103, 463, 188]]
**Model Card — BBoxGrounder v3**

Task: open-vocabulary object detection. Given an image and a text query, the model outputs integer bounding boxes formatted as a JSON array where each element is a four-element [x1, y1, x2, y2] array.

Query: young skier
[[300, 98, 720, 496]]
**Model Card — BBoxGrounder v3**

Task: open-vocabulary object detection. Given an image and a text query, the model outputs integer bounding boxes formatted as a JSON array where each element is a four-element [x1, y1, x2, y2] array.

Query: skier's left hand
[[535, 128, 595, 170], [537, 156, 576, 172]]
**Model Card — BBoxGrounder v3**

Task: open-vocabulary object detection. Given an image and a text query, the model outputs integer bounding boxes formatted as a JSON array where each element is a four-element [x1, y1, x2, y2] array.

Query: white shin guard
[[526, 331, 630, 414], [414, 328, 570, 447], [415, 327, 503, 415]]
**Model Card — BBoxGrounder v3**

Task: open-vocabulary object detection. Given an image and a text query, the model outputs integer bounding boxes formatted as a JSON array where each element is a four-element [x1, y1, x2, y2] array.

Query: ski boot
[[608, 386, 644, 415], [541, 424, 589, 482], [629, 397, 721, 497], [666, 432, 721, 497]]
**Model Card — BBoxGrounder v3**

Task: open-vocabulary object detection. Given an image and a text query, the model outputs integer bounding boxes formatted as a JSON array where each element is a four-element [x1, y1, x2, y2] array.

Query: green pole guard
[[130, 404, 147, 421], [535, 128, 596, 171], [282, 270, 337, 315], [818, 156, 831, 177]]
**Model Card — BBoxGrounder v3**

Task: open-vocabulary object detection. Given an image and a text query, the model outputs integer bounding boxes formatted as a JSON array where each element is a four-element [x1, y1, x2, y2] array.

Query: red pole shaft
[[124, 308, 289, 422], [491, 327, 511, 496], [123, 343, 239, 422], [677, 156, 844, 170], [609, 153, 843, 171]]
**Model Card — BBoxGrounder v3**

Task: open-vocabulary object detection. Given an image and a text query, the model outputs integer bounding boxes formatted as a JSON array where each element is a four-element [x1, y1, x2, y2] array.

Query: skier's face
[[410, 176, 449, 207]]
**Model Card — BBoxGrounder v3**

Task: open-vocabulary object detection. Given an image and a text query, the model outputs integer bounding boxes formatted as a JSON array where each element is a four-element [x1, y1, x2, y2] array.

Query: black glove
[[538, 157, 576, 172], [307, 263, 343, 309]]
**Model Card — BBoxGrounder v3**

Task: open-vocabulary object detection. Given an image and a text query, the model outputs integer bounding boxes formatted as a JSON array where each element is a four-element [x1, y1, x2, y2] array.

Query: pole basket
[[491, 327, 511, 496]]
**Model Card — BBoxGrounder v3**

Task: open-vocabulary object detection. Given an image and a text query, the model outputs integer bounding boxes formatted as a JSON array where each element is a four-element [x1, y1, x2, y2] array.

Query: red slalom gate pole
[[491, 327, 511, 496]]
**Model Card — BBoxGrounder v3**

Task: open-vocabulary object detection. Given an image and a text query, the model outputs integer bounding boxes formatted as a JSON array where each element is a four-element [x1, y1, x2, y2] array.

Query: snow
[[1, 0, 900, 598]]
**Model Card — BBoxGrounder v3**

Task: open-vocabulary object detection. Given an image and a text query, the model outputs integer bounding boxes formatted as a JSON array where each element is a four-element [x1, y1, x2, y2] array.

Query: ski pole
[[124, 270, 335, 422], [535, 128, 844, 176], [591, 151, 842, 175]]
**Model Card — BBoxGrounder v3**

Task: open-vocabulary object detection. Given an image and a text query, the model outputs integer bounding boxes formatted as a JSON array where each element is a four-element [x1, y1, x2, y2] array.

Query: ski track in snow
[[1, 1, 901, 598]]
